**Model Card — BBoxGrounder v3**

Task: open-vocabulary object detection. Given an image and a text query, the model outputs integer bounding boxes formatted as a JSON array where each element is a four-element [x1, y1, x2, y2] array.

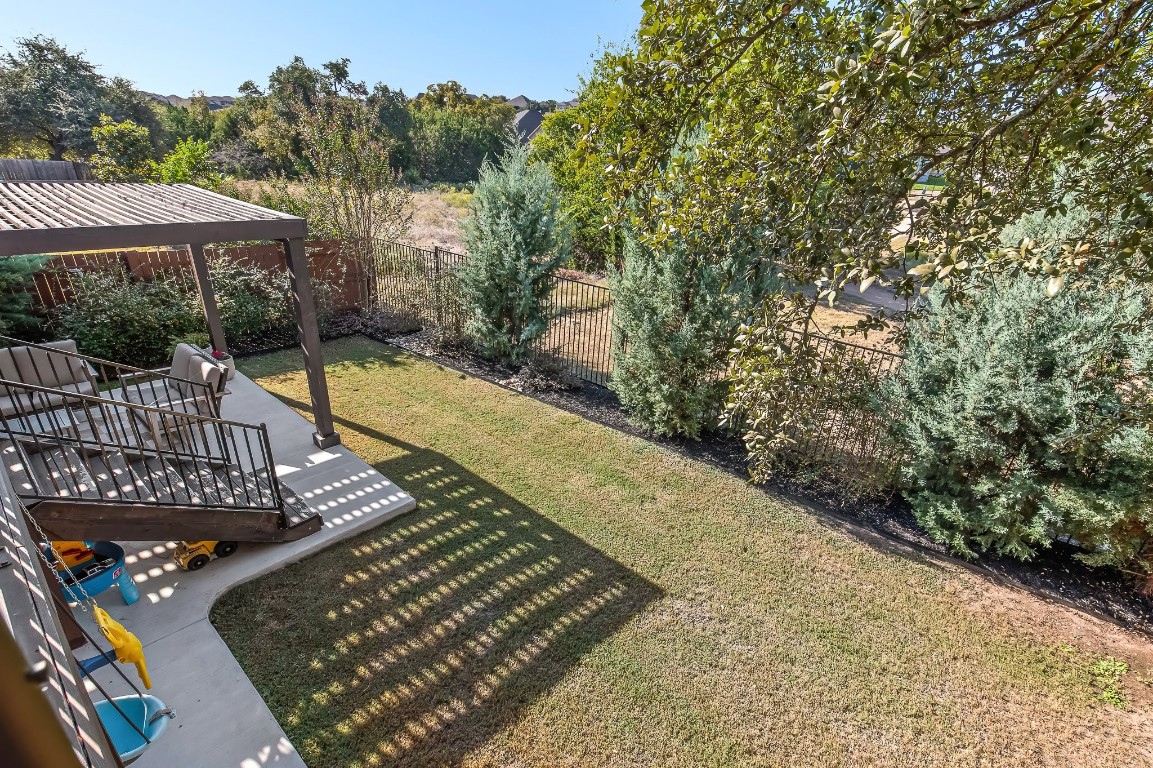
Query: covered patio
[[0, 180, 418, 766], [0, 180, 339, 448]]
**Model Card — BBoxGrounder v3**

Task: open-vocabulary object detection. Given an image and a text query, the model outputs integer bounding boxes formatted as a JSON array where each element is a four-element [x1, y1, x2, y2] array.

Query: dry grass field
[[407, 187, 471, 253]]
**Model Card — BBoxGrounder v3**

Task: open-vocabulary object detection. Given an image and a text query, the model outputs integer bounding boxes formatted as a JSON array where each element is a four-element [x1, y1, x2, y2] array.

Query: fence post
[[432, 245, 443, 330], [358, 239, 373, 310]]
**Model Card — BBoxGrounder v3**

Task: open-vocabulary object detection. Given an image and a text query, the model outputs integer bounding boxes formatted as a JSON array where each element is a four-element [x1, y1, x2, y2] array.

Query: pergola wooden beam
[[0, 180, 340, 448]]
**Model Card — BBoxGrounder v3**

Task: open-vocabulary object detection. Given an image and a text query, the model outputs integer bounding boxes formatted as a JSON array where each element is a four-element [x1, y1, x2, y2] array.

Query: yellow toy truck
[[172, 540, 239, 571]]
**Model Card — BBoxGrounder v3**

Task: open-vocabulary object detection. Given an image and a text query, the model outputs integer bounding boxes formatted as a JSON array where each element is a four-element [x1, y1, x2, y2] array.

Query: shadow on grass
[[214, 400, 662, 767]]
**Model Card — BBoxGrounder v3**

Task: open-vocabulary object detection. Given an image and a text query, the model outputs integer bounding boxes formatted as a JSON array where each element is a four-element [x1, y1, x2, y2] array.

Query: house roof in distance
[[513, 109, 544, 143], [0, 181, 305, 257], [506, 95, 531, 109]]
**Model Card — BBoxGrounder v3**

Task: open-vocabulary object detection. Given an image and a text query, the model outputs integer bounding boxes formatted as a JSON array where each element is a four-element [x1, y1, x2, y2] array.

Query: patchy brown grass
[[406, 188, 471, 253], [214, 338, 1152, 768], [809, 302, 901, 353]]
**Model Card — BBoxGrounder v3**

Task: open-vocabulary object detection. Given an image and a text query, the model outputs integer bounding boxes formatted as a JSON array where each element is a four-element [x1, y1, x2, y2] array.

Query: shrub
[[89, 115, 155, 182], [208, 256, 295, 344], [54, 271, 201, 365], [723, 302, 899, 495], [880, 275, 1153, 573], [459, 141, 569, 366], [0, 254, 49, 336], [610, 232, 780, 439], [610, 236, 734, 437], [155, 137, 220, 189]]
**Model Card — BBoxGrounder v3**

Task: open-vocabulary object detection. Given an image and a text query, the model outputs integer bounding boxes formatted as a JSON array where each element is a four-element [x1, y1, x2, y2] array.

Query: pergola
[[0, 180, 339, 447]]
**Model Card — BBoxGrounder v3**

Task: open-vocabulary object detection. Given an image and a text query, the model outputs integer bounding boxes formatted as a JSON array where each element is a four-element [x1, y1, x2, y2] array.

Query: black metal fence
[[774, 330, 904, 494], [365, 240, 615, 385]]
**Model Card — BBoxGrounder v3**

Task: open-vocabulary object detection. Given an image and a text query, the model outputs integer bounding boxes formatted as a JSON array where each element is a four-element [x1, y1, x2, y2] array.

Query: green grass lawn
[[213, 337, 1149, 768]]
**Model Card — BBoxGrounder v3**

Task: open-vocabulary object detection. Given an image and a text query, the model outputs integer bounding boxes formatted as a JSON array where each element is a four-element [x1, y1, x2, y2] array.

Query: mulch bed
[[358, 327, 1153, 636]]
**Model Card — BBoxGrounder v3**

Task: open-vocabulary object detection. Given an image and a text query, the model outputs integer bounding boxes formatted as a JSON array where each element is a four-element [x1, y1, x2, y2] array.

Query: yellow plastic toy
[[172, 540, 239, 571], [94, 605, 151, 689], [50, 540, 95, 570]]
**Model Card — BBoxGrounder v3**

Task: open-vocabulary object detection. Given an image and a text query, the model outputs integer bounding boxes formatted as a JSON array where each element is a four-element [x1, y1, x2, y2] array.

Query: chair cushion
[[12, 340, 92, 389], [187, 353, 223, 394], [0, 348, 20, 382], [0, 389, 62, 417], [0, 394, 21, 417], [169, 344, 200, 396]]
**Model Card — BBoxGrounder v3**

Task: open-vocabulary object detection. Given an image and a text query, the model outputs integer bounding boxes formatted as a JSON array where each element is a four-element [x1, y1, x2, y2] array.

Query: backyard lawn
[[213, 337, 1152, 768]]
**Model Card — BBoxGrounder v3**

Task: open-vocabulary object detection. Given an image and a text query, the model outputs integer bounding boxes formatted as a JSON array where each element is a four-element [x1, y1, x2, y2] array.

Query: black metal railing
[[365, 240, 616, 385], [539, 275, 614, 386], [0, 379, 282, 515]]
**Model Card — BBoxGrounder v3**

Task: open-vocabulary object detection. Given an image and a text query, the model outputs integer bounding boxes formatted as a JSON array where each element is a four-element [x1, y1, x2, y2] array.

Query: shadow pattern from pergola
[[0, 180, 339, 447]]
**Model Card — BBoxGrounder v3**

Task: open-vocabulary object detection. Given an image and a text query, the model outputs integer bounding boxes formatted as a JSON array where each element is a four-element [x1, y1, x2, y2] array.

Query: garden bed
[[377, 329, 1153, 636]]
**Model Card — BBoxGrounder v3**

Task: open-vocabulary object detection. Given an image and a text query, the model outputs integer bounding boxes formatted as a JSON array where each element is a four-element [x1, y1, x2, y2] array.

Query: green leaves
[[459, 141, 570, 366], [882, 275, 1153, 571], [89, 115, 155, 182], [593, 0, 1153, 321]]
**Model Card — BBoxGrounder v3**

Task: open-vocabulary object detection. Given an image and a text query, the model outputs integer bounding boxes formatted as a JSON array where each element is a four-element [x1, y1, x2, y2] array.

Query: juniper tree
[[611, 233, 779, 438], [459, 141, 569, 366], [880, 276, 1153, 573]]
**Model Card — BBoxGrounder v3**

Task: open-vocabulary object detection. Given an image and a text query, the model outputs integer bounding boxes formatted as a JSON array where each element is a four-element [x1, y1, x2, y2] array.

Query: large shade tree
[[597, 0, 1153, 312], [0, 35, 161, 160]]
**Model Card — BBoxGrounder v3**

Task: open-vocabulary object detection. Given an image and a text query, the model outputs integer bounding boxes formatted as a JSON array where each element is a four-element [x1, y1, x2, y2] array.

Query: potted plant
[[210, 347, 236, 381]]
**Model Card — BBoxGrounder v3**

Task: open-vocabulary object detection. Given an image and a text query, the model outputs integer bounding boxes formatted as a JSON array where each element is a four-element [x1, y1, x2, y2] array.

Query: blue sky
[[2, 1, 641, 100]]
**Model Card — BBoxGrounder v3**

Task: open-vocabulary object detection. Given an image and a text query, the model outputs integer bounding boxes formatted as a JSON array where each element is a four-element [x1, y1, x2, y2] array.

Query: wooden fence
[[0, 159, 93, 181], [29, 240, 364, 313]]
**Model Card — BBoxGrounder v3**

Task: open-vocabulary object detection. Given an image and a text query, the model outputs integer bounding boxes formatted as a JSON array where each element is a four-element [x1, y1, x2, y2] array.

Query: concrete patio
[[75, 370, 417, 768]]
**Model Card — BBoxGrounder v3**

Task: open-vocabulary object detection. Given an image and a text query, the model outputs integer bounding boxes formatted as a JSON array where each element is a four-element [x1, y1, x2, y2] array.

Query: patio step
[[280, 484, 321, 530], [84, 449, 151, 502], [131, 457, 213, 506], [8, 444, 99, 499]]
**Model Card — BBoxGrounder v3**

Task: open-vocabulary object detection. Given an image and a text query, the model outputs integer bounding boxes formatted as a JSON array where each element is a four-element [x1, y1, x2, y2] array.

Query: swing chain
[[21, 502, 94, 613]]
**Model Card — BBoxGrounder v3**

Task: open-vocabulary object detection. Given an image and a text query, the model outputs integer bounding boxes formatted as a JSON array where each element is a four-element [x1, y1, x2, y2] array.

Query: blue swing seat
[[94, 694, 173, 764]]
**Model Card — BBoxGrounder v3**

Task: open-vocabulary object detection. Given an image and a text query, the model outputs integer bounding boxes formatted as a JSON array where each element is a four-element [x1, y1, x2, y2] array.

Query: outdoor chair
[[0, 339, 99, 418], [119, 344, 228, 451]]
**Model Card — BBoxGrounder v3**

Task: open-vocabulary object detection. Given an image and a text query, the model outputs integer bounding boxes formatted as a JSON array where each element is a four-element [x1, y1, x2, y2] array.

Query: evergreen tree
[[0, 255, 48, 336], [611, 236, 735, 438], [460, 141, 568, 365], [881, 276, 1153, 572], [610, 213, 781, 439]]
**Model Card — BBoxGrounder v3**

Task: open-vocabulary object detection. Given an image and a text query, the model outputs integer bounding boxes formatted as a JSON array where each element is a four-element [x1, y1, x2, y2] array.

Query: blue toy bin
[[59, 541, 139, 605], [94, 694, 173, 764]]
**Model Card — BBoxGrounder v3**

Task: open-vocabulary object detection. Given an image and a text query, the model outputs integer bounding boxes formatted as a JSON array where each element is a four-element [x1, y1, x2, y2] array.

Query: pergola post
[[189, 242, 228, 355], [280, 237, 340, 448]]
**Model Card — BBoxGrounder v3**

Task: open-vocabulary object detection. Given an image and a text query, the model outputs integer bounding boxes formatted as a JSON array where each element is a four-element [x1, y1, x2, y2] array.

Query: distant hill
[[140, 92, 237, 111]]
